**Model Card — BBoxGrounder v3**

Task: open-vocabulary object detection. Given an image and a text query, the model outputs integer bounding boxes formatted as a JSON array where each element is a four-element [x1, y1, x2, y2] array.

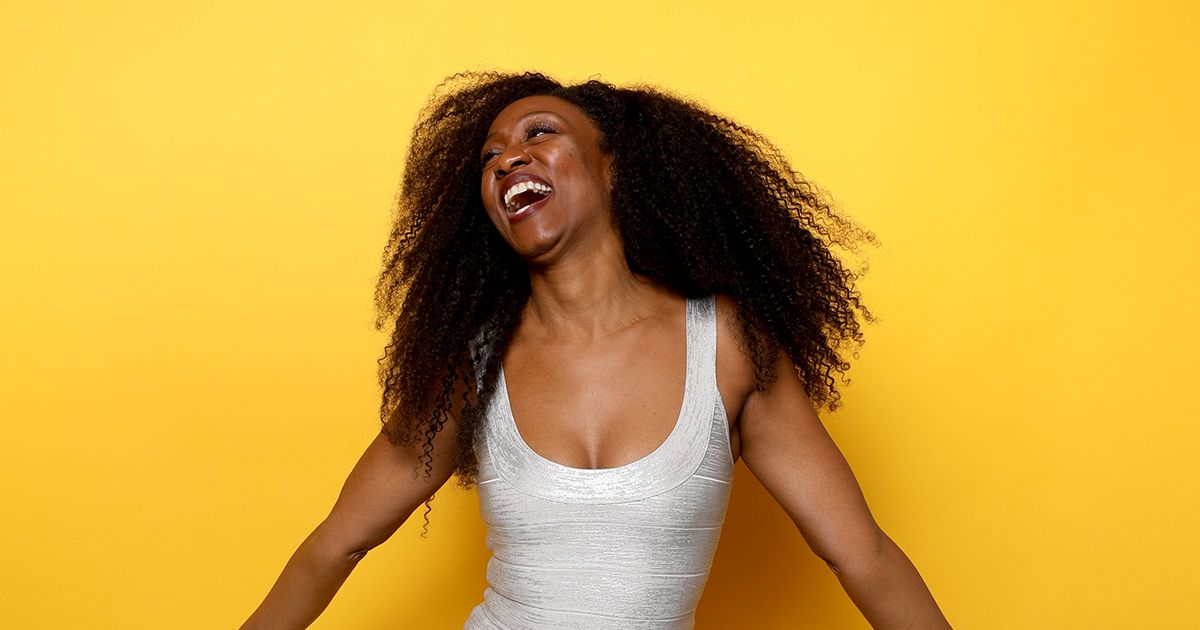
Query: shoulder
[[711, 292, 759, 424]]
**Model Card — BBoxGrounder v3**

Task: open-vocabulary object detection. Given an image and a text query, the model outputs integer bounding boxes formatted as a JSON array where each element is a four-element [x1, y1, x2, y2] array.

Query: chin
[[510, 230, 568, 265]]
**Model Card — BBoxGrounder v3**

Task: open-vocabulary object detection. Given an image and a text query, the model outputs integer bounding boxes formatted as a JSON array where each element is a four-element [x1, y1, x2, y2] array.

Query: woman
[[242, 71, 953, 629]]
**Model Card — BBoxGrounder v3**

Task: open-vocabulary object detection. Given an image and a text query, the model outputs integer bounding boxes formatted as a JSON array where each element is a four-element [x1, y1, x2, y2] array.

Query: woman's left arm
[[737, 348, 953, 630]]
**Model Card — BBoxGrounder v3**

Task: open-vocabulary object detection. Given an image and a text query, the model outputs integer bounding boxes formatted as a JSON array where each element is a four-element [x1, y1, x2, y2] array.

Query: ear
[[601, 151, 615, 192]]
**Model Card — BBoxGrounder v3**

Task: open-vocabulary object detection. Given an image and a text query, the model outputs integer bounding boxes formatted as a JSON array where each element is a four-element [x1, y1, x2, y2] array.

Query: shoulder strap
[[468, 330, 490, 394], [690, 293, 718, 392]]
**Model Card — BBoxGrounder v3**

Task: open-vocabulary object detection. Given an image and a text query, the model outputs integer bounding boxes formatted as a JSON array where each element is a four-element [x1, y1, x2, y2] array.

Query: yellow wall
[[2, 1, 1195, 628]]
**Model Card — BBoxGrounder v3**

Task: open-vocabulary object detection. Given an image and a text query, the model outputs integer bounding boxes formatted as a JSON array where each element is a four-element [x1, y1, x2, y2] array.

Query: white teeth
[[503, 180, 552, 210]]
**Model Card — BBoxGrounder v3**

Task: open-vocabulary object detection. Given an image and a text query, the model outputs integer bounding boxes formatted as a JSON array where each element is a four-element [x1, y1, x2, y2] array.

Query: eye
[[480, 120, 558, 168], [525, 121, 556, 139]]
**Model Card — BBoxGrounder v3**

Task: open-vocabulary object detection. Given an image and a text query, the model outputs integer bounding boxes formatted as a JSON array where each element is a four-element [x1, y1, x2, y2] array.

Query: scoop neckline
[[496, 295, 696, 475]]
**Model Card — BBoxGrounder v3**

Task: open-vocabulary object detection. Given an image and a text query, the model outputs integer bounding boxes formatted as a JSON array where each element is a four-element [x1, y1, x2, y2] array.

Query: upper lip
[[497, 172, 552, 212]]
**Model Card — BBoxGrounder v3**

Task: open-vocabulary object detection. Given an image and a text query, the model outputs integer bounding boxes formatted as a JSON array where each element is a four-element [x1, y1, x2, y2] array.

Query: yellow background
[[2, 1, 1195, 628]]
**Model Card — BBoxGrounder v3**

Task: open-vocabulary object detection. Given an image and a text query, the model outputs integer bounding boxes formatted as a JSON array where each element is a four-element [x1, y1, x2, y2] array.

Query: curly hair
[[373, 70, 878, 529]]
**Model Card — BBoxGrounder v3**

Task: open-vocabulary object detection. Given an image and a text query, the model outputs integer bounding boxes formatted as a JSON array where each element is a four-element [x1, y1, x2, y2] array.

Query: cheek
[[559, 148, 606, 187], [479, 178, 495, 209]]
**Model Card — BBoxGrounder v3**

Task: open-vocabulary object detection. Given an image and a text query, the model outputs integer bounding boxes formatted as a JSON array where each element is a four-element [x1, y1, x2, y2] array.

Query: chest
[[501, 331, 690, 469], [498, 321, 747, 469]]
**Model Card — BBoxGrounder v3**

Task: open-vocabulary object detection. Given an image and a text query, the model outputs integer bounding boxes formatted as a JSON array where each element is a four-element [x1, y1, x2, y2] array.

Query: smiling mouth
[[503, 181, 553, 216]]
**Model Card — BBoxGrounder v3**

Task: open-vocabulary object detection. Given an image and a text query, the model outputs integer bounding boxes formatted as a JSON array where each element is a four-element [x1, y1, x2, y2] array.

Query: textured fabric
[[463, 293, 735, 629]]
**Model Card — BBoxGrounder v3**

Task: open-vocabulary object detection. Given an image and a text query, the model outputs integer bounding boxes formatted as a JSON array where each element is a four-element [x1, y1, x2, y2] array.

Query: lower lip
[[507, 195, 549, 224]]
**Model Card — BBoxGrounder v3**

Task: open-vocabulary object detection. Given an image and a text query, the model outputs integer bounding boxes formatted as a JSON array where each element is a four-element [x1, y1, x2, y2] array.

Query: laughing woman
[[241, 71, 953, 630]]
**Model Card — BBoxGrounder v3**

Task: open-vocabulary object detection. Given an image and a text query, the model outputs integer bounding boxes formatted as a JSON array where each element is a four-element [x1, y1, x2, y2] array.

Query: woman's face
[[479, 95, 613, 261]]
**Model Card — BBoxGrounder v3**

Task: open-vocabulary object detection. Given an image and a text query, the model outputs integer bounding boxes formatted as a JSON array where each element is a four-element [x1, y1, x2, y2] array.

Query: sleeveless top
[[463, 293, 735, 629]]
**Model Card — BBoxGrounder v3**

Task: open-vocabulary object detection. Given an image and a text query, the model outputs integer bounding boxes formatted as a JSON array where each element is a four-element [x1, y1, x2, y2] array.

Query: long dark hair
[[374, 70, 878, 525]]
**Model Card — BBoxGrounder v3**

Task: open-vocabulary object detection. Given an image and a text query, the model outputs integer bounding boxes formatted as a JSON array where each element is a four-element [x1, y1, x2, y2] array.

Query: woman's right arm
[[240, 399, 462, 630]]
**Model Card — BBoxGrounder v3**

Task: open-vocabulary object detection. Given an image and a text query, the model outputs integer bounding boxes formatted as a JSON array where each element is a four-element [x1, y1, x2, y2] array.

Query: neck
[[521, 236, 675, 344]]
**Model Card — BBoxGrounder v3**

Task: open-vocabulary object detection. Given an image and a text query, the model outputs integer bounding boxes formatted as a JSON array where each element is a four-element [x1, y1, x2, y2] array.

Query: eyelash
[[524, 121, 556, 138], [481, 121, 557, 167]]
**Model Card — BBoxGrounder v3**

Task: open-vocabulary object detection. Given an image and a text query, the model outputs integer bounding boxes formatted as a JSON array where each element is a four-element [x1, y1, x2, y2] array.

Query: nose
[[495, 145, 531, 178]]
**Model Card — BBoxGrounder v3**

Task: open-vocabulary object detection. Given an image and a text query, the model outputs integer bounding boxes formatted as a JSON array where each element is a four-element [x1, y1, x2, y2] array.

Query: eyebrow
[[484, 110, 564, 142]]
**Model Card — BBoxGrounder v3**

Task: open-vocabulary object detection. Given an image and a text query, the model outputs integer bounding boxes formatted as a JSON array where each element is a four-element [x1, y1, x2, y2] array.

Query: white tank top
[[463, 293, 735, 629]]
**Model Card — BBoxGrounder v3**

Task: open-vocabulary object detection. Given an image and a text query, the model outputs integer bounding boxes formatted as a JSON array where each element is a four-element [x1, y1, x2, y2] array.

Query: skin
[[241, 95, 952, 630]]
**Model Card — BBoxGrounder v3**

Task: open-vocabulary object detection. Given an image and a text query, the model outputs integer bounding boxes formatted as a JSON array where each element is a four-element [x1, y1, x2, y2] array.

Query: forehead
[[486, 95, 592, 134]]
